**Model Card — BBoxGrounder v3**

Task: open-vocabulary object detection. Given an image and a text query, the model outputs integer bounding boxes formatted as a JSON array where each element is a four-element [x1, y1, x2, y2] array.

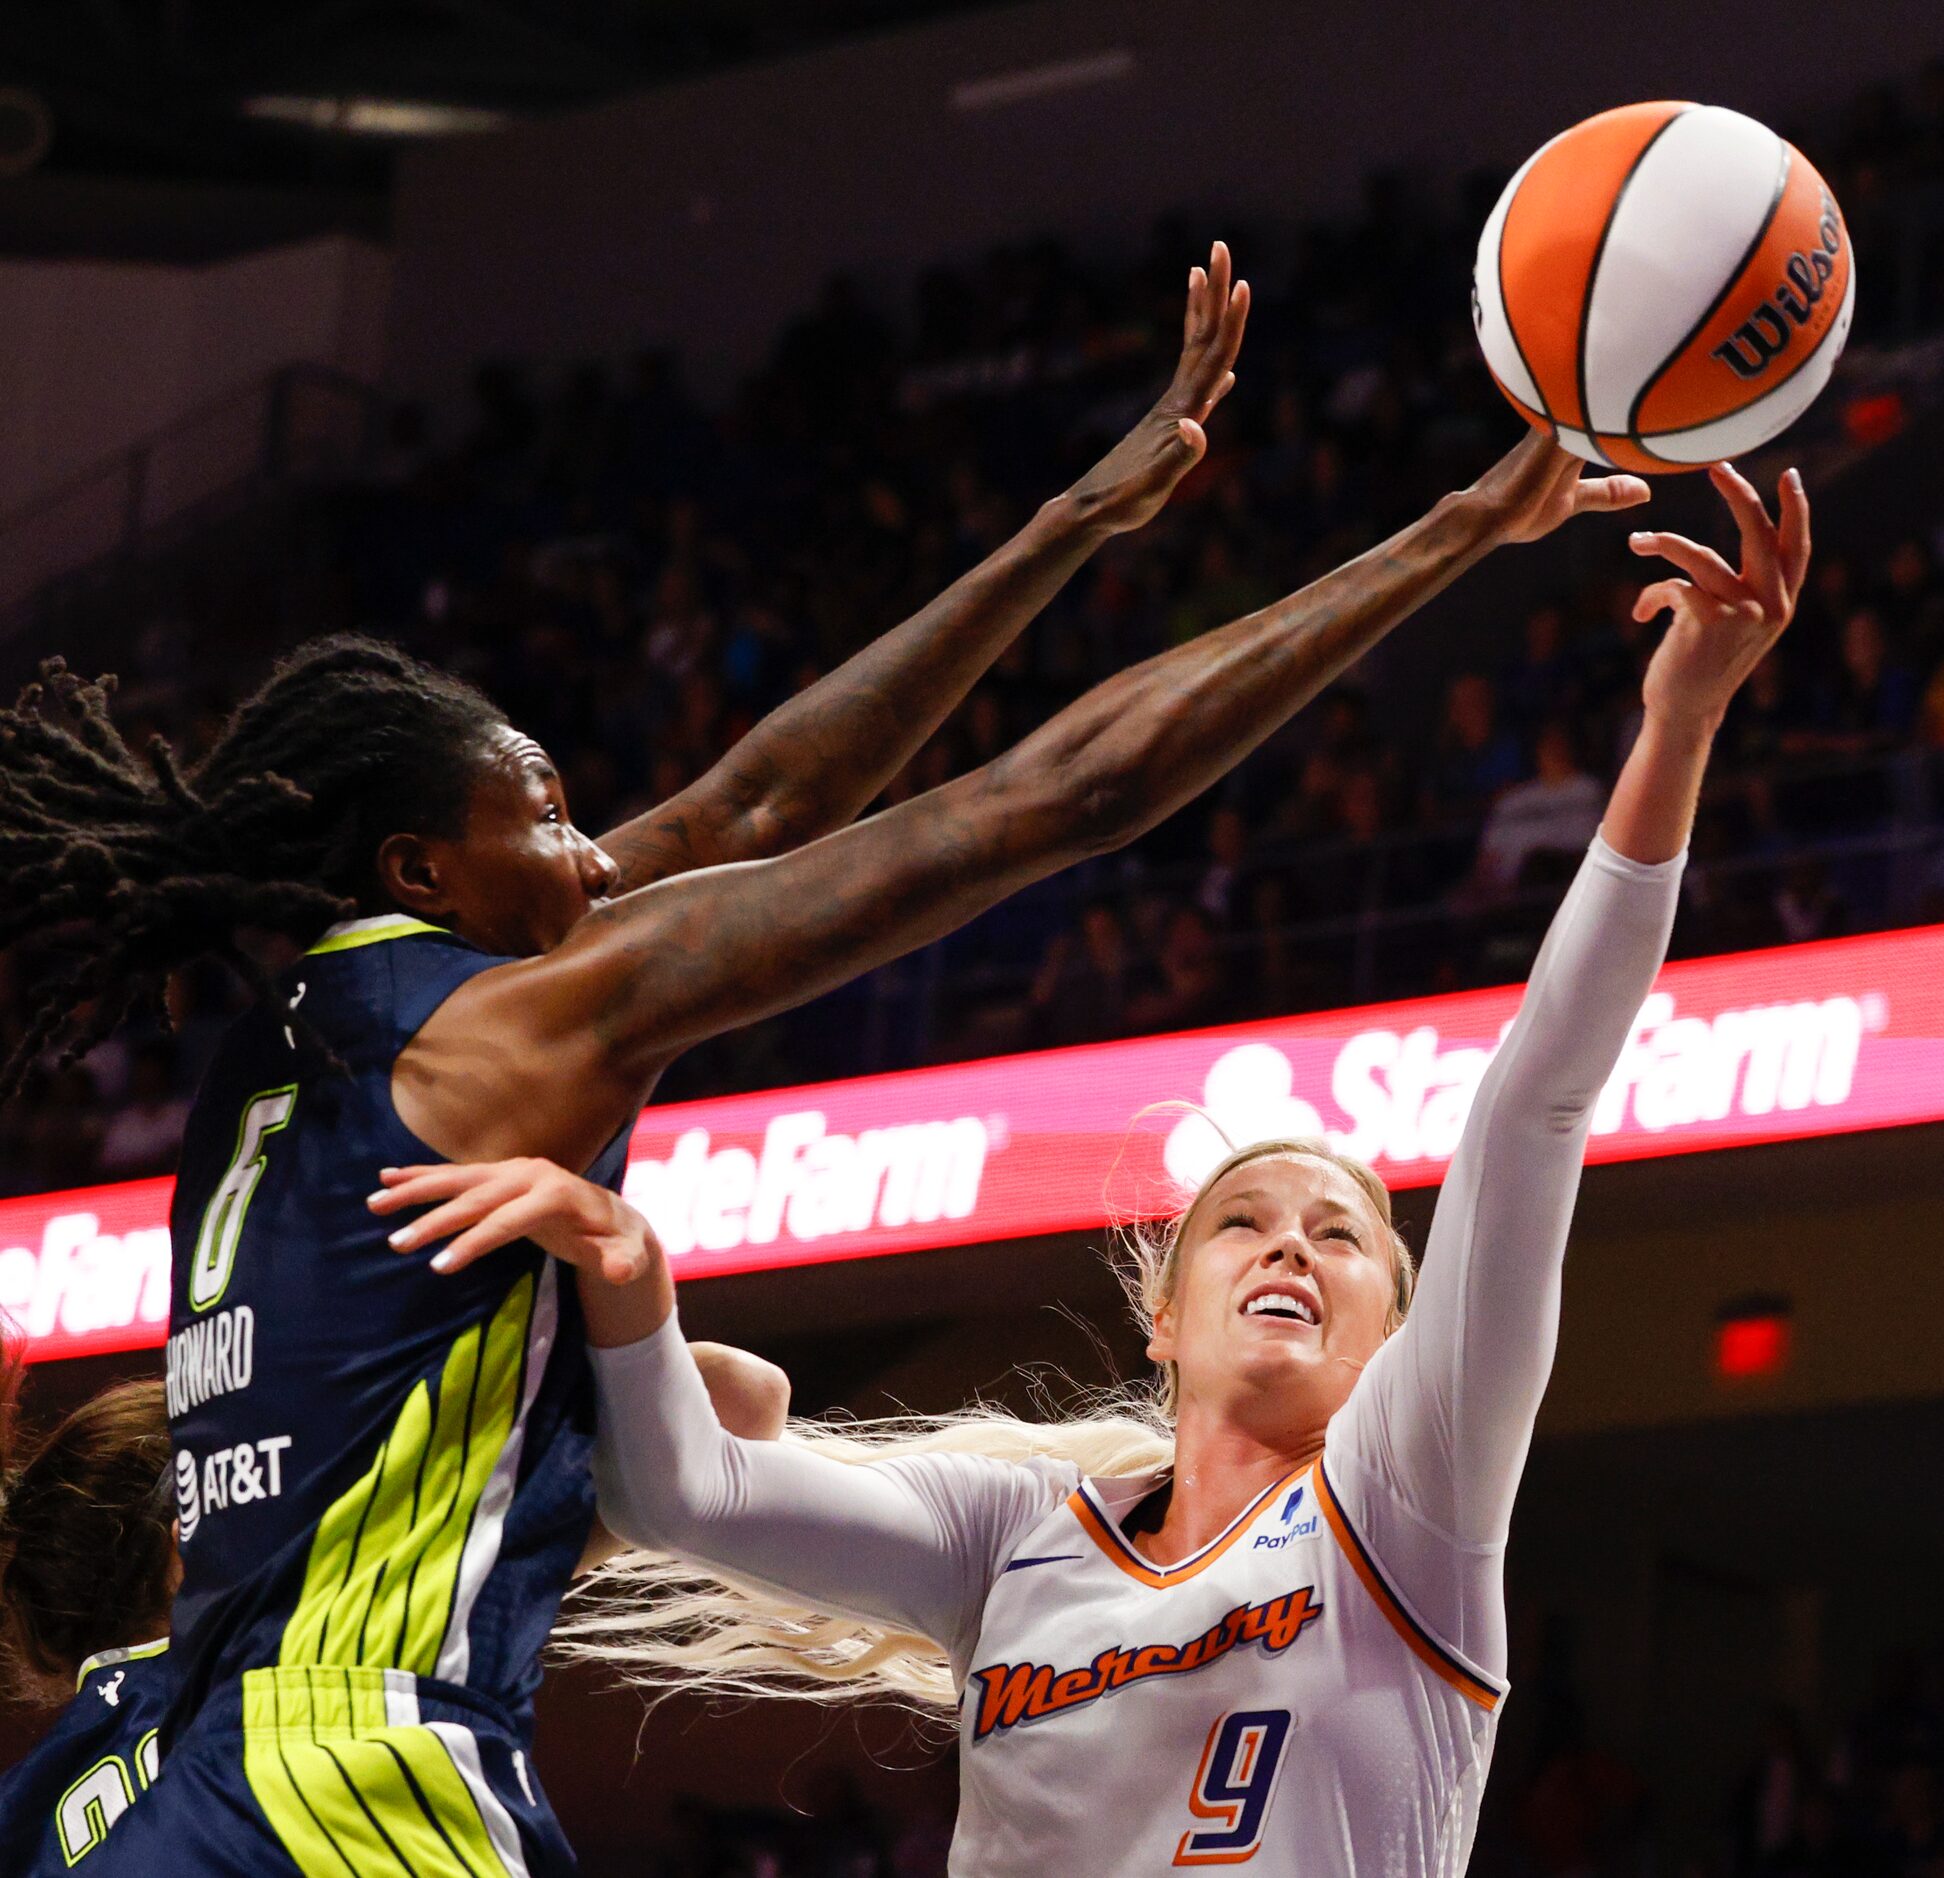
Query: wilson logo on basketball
[[1712, 193, 1847, 381]]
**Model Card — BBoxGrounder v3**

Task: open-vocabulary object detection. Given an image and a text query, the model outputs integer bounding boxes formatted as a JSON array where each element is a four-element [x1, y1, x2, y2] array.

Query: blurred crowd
[[1489, 1644, 1944, 1878], [5, 61, 1944, 1194], [583, 1639, 1944, 1877]]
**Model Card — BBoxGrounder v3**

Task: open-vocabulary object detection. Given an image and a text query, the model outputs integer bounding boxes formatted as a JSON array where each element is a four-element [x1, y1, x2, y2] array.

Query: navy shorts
[[92, 1666, 576, 1877]]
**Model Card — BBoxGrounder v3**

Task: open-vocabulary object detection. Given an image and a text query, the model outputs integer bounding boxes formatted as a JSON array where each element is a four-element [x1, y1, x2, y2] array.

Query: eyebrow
[[1210, 1186, 1273, 1211]]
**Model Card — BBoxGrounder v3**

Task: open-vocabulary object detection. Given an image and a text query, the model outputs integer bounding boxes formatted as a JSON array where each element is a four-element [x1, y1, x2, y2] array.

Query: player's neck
[[1136, 1411, 1321, 1568]]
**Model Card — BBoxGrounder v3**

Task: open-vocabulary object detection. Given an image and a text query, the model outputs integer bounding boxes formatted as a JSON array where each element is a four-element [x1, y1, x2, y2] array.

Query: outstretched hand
[[1063, 239, 1250, 537], [1474, 431, 1652, 544], [371, 1158, 660, 1287], [1629, 462, 1811, 735]]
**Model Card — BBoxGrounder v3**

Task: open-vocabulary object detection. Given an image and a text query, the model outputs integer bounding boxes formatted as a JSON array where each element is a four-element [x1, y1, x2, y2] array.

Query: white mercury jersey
[[954, 1455, 1501, 1873], [592, 836, 1682, 1876]]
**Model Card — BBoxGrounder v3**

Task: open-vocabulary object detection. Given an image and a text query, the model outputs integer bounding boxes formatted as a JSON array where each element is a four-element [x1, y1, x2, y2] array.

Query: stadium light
[[241, 97, 513, 137]]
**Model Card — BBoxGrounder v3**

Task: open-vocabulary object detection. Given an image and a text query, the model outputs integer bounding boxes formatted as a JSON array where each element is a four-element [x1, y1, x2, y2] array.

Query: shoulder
[[872, 1450, 1079, 1567]]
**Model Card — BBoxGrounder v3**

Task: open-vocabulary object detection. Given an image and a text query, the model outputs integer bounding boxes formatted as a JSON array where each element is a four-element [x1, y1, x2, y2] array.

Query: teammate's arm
[[417, 433, 1648, 1166], [594, 246, 1249, 889], [1337, 463, 1809, 1551]]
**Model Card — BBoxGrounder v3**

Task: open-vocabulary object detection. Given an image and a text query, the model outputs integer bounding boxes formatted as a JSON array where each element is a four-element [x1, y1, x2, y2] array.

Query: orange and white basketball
[[1473, 102, 1855, 472]]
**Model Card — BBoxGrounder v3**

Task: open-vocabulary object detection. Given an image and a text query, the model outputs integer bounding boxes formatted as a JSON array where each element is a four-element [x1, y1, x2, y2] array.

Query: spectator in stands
[[1502, 599, 1579, 738], [1800, 607, 1919, 753], [1029, 898, 1155, 1048], [1193, 804, 1251, 928], [96, 1040, 191, 1182], [17, 1064, 103, 1196], [1126, 902, 1230, 1035], [1472, 718, 1606, 892], [1422, 671, 1524, 827]]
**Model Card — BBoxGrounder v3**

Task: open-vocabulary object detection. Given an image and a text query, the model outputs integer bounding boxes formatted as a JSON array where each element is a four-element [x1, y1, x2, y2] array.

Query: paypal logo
[[1257, 1490, 1319, 1547]]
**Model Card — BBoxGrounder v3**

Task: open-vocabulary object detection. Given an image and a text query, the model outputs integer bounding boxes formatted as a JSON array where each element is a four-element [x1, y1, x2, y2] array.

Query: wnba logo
[[1712, 193, 1846, 381]]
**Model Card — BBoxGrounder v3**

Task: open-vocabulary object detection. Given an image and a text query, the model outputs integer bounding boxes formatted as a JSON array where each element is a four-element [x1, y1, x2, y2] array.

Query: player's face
[[415, 726, 620, 956], [1149, 1154, 1396, 1441]]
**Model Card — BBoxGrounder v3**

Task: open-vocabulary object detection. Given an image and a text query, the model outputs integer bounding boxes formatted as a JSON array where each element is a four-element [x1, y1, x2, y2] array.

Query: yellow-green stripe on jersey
[[241, 1667, 525, 1878], [164, 916, 622, 1873], [279, 1275, 541, 1678]]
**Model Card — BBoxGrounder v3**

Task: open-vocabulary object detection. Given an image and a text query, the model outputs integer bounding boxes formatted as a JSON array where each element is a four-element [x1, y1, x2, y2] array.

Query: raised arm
[[596, 245, 1250, 889], [420, 435, 1646, 1168], [1331, 463, 1811, 1562]]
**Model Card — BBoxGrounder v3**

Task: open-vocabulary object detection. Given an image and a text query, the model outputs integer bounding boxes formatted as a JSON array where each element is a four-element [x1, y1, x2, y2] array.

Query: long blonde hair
[[554, 1135, 1413, 1715]]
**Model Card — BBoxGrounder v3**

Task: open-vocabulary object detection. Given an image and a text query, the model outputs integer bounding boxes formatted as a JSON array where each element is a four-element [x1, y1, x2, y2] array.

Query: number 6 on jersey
[[187, 1086, 296, 1311], [1174, 1708, 1293, 1866]]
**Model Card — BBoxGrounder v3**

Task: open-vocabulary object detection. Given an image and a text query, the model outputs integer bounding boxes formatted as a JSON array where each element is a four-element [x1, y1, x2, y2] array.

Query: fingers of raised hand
[[1629, 530, 1743, 603], [1202, 241, 1231, 335], [1633, 577, 1696, 624], [1175, 256, 1247, 411], [1575, 474, 1651, 515], [1708, 461, 1788, 615], [1182, 264, 1207, 349], [1777, 467, 1812, 602]]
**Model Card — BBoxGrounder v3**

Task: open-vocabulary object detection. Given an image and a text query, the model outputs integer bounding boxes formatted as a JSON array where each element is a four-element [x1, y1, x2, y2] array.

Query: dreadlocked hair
[[0, 634, 510, 1100]]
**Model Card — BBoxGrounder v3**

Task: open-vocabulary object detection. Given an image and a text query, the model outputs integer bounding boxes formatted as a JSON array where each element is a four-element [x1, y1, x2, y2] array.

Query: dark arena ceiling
[[0, 0, 1004, 190]]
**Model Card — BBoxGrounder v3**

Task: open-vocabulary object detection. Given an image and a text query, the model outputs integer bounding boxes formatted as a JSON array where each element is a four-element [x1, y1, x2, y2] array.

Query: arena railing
[[858, 747, 1943, 1073], [0, 362, 382, 638]]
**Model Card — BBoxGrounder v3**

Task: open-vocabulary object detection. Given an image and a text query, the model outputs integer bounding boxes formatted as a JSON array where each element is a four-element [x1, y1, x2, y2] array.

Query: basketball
[[1473, 102, 1855, 471]]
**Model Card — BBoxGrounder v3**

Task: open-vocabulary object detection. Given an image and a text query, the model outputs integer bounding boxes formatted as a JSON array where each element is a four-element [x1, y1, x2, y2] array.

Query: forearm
[[1355, 837, 1682, 1545], [990, 488, 1505, 853], [527, 482, 1518, 1074], [590, 1314, 993, 1643], [600, 499, 1107, 889], [1601, 710, 1715, 864]]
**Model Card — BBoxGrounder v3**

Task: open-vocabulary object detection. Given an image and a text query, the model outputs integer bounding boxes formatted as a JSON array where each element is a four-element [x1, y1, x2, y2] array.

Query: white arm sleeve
[[1327, 834, 1682, 1672], [590, 1315, 1072, 1678]]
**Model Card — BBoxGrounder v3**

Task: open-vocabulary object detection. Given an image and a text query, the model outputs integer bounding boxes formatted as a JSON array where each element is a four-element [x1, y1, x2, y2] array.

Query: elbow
[[1069, 776, 1144, 857], [977, 737, 1150, 868], [1028, 756, 1148, 861]]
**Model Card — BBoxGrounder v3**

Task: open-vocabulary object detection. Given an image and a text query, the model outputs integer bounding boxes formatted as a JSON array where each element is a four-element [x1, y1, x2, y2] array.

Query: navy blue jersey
[[164, 915, 628, 1745], [0, 1641, 171, 1872]]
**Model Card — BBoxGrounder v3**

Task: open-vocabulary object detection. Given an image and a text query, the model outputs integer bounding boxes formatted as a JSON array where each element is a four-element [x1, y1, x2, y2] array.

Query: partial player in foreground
[[0, 1378, 175, 1874], [0, 1353, 784, 1872], [387, 466, 1808, 1874]]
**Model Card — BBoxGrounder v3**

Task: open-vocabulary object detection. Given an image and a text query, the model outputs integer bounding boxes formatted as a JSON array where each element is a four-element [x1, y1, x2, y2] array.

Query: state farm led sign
[[7, 924, 1943, 1360]]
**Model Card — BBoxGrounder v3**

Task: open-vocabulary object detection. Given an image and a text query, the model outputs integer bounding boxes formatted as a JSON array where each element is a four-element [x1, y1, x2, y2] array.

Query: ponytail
[[555, 1397, 1173, 1718]]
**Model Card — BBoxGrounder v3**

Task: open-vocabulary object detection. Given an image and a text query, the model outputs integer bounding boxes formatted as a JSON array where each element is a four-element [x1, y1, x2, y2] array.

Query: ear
[[374, 831, 453, 919], [1146, 1298, 1178, 1367]]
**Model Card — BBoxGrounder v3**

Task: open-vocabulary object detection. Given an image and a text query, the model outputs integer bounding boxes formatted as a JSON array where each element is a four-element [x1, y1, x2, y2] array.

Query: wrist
[[579, 1252, 675, 1348], [1430, 485, 1513, 555], [1038, 489, 1117, 547], [1639, 702, 1724, 751]]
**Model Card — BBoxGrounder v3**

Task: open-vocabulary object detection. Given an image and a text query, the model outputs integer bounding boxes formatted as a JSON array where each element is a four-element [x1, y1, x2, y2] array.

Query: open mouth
[[1240, 1287, 1320, 1327]]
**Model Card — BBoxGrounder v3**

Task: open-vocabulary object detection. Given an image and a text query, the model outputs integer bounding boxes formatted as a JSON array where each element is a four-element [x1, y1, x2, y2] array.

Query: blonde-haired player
[[377, 463, 1808, 1874]]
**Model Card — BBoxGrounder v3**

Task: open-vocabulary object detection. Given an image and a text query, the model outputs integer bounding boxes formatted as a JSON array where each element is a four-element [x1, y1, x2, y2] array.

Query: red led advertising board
[[6, 923, 1943, 1362]]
